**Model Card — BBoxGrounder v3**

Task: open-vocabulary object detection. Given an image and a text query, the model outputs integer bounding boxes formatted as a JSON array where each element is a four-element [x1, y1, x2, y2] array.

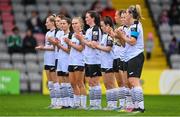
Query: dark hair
[[12, 26, 19, 32], [128, 5, 144, 20], [61, 17, 73, 32], [62, 17, 71, 25], [102, 16, 114, 29], [117, 9, 126, 17], [87, 10, 100, 27], [56, 14, 65, 19]]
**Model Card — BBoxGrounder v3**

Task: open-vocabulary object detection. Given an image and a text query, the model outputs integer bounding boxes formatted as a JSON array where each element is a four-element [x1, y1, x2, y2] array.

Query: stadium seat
[[25, 5, 37, 13], [171, 62, 180, 69], [159, 24, 171, 33], [26, 62, 40, 73], [0, 62, 12, 69], [172, 25, 180, 34], [0, 42, 7, 52], [12, 4, 24, 12], [13, 62, 26, 73], [11, 53, 24, 62], [36, 0, 48, 5], [39, 12, 48, 21], [28, 72, 42, 92], [160, 33, 172, 42], [14, 13, 27, 22], [49, 4, 60, 13], [37, 4, 49, 13], [15, 22, 27, 32], [37, 52, 44, 63], [148, 0, 160, 4], [0, 53, 11, 62], [20, 73, 29, 92], [24, 53, 38, 63], [170, 54, 180, 63]]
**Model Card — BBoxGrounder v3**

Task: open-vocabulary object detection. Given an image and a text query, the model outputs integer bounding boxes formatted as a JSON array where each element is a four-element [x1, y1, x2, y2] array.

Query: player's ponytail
[[135, 4, 144, 20], [128, 4, 144, 20]]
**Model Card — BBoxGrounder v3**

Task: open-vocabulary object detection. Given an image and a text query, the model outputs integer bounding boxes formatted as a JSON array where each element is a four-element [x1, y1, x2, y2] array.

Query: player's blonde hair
[[72, 17, 84, 30], [128, 4, 144, 20]]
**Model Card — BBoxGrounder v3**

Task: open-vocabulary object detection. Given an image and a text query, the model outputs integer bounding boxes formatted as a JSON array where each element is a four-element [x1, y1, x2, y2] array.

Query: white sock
[[89, 86, 95, 106], [94, 85, 102, 107], [81, 95, 87, 108], [74, 95, 80, 107], [133, 87, 144, 109], [118, 87, 126, 108]]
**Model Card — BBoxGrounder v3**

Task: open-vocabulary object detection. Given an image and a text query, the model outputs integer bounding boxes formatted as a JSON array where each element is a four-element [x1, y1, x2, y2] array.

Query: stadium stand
[[147, 0, 180, 68], [0, 0, 99, 92]]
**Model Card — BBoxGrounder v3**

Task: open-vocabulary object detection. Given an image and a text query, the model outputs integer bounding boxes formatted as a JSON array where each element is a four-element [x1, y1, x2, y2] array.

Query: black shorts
[[85, 64, 102, 77], [55, 59, 58, 70], [127, 52, 144, 78], [123, 61, 127, 71], [101, 68, 114, 73], [57, 71, 69, 76], [113, 58, 123, 72], [68, 65, 84, 72], [44, 65, 55, 72]]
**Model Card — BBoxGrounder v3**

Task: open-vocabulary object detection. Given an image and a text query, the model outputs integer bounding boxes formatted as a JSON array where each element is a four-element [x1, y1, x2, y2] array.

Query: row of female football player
[[36, 4, 145, 113]]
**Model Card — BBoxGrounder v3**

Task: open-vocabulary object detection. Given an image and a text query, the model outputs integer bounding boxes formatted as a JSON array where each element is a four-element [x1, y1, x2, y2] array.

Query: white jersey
[[44, 30, 55, 66], [112, 26, 128, 61], [125, 21, 144, 61], [84, 26, 102, 64], [56, 32, 70, 72], [54, 30, 64, 59], [100, 33, 114, 69], [69, 33, 84, 66]]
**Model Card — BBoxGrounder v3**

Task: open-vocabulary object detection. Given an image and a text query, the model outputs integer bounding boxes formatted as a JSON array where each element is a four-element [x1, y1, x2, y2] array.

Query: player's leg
[[76, 68, 87, 109], [127, 53, 145, 113]]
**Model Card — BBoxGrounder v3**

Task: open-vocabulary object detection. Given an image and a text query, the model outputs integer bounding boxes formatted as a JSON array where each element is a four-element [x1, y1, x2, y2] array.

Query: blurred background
[[0, 0, 180, 95]]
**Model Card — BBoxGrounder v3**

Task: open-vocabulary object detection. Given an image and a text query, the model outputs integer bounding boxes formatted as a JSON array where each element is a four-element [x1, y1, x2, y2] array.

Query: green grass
[[0, 94, 180, 116]]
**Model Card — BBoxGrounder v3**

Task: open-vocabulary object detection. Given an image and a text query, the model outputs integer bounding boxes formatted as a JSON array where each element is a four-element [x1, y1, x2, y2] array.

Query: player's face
[[120, 13, 126, 25], [72, 19, 81, 32], [100, 21, 106, 33], [61, 20, 69, 32], [125, 9, 132, 24], [55, 17, 61, 29], [115, 11, 120, 24], [45, 18, 53, 29], [85, 13, 93, 26]]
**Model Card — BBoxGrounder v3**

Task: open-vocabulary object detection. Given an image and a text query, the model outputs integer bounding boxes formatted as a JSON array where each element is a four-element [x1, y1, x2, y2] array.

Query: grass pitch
[[0, 94, 180, 116]]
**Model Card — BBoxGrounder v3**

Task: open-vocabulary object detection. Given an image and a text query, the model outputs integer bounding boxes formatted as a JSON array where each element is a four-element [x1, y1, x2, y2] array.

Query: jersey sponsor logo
[[93, 31, 98, 35]]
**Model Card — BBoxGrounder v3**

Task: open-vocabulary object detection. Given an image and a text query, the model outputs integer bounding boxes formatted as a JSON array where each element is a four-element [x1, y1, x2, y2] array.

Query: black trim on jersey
[[54, 29, 59, 37], [92, 26, 99, 41], [122, 25, 127, 30], [55, 59, 58, 70], [130, 21, 138, 40], [68, 32, 73, 39]]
